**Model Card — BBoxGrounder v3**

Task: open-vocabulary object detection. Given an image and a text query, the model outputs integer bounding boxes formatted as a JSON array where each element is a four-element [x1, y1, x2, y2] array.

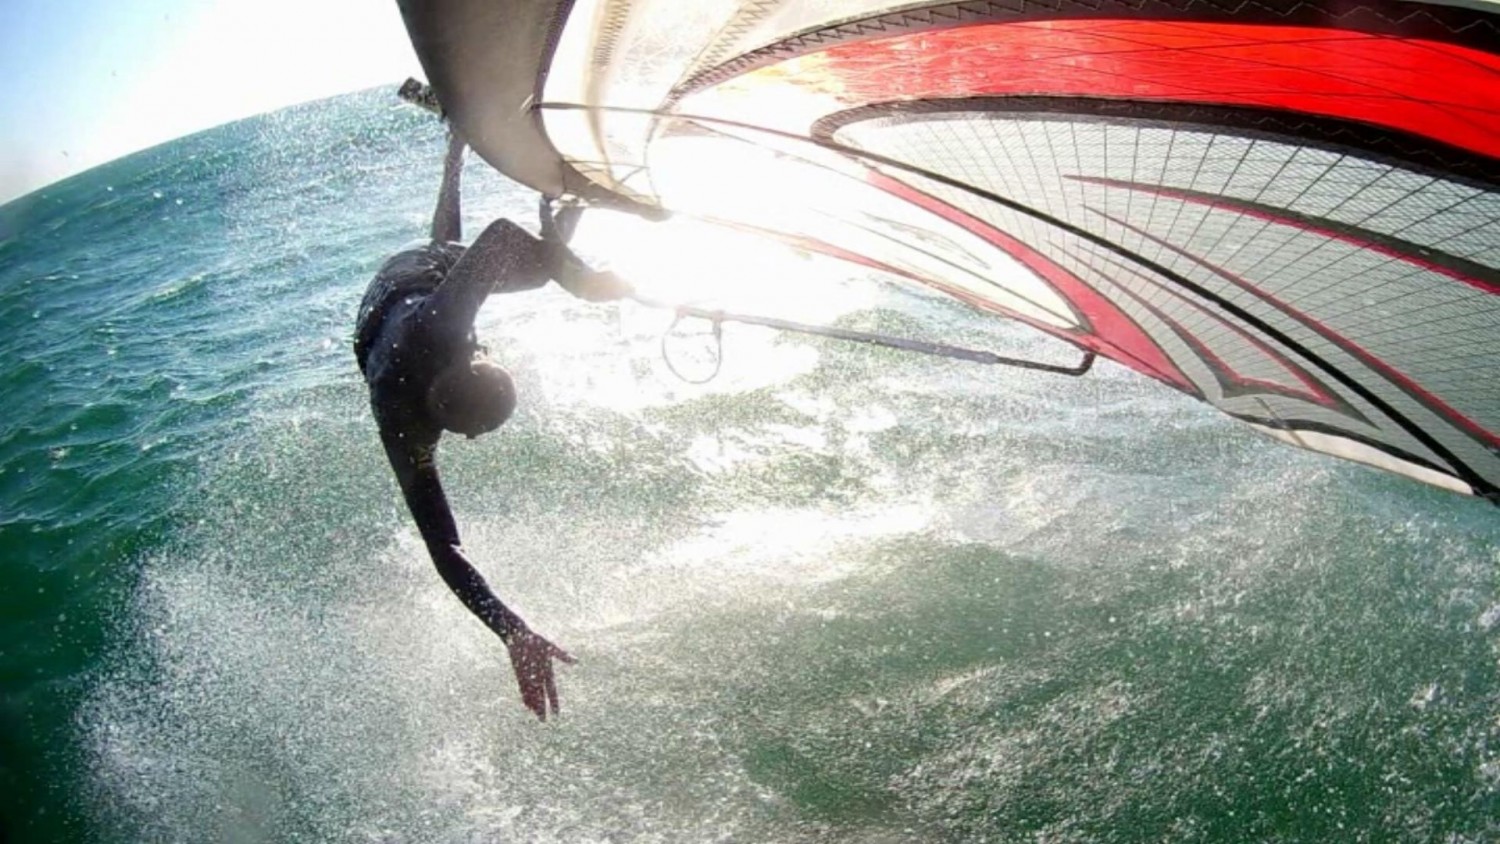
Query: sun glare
[[573, 210, 877, 323]]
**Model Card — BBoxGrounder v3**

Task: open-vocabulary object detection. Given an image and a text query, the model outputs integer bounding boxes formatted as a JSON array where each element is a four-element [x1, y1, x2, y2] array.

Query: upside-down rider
[[354, 128, 629, 720]]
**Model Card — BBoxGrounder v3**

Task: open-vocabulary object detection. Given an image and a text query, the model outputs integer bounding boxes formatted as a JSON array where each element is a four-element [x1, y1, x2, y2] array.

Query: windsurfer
[[354, 129, 628, 720]]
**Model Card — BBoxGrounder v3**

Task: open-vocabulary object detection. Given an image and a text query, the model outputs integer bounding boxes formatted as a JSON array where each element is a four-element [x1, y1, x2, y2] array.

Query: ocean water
[[1, 88, 1497, 843]]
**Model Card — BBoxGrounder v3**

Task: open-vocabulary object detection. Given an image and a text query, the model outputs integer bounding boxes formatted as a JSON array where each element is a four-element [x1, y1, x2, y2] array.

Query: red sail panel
[[723, 21, 1500, 158]]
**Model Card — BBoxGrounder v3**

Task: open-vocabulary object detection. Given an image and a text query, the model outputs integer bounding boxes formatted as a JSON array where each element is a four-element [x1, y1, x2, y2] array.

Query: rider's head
[[427, 355, 516, 438]]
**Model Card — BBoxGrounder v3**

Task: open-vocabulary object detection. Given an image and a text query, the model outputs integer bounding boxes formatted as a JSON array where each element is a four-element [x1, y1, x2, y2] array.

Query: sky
[[0, 0, 423, 204]]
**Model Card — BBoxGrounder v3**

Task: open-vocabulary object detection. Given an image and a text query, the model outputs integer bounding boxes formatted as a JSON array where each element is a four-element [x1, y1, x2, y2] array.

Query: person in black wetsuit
[[354, 130, 628, 720]]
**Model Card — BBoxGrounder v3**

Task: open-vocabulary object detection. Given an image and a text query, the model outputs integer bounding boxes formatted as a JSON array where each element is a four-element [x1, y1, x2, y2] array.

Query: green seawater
[[1, 89, 1497, 843]]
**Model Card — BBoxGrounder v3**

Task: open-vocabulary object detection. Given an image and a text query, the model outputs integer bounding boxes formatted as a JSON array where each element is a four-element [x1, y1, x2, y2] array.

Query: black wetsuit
[[355, 131, 615, 719], [354, 217, 596, 645], [351, 123, 603, 668]]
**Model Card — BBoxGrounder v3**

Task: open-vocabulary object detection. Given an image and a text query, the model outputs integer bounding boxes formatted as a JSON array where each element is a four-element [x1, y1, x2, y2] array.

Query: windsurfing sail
[[396, 0, 1500, 503]]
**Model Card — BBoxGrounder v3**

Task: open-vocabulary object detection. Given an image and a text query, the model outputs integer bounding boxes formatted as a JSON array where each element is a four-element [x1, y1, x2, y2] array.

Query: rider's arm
[[538, 197, 583, 245], [430, 131, 465, 244], [425, 217, 552, 334], [536, 197, 604, 298], [380, 429, 526, 643], [428, 209, 627, 335], [545, 244, 632, 302], [536, 204, 631, 302]]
